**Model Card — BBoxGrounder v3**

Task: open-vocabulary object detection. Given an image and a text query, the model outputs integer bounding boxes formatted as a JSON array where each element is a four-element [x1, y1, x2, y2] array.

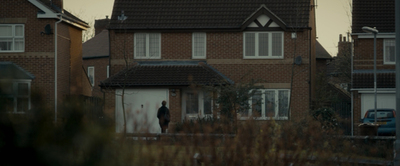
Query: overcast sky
[[64, 0, 352, 57]]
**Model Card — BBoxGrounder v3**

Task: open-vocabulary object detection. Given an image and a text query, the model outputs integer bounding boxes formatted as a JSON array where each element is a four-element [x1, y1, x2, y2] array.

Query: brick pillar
[[168, 88, 181, 132]]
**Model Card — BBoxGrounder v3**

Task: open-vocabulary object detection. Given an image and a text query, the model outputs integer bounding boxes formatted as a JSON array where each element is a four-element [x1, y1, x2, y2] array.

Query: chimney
[[339, 34, 342, 42], [50, 0, 63, 13], [94, 16, 110, 36]]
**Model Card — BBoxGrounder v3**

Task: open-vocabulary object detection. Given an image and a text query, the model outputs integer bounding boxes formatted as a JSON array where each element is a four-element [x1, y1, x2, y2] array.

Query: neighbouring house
[[83, 17, 110, 98], [351, 0, 396, 135], [0, 0, 90, 117], [101, 0, 317, 133], [316, 40, 332, 75]]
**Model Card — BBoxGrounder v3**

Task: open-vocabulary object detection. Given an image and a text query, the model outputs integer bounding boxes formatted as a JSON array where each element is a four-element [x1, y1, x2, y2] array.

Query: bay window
[[240, 89, 290, 120], [183, 90, 214, 119], [0, 80, 31, 113]]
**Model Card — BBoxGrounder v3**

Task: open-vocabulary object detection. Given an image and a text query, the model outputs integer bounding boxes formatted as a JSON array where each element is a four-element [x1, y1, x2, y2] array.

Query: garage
[[115, 89, 169, 133], [360, 93, 396, 119]]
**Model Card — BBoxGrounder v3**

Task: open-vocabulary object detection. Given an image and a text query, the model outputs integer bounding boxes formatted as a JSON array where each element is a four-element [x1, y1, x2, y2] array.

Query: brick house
[[83, 17, 110, 98], [0, 0, 90, 116], [101, 0, 317, 133], [351, 0, 396, 135]]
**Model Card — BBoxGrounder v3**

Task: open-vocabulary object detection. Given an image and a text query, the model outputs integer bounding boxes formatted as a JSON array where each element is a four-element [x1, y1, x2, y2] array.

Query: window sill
[[0, 51, 24, 53], [239, 117, 288, 121], [134, 57, 161, 60], [1, 112, 26, 114], [243, 56, 284, 60], [192, 57, 206, 59], [383, 63, 395, 65]]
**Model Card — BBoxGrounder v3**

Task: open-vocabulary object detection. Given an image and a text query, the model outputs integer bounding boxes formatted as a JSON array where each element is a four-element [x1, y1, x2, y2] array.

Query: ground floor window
[[240, 89, 290, 120], [0, 80, 31, 113], [182, 90, 214, 119]]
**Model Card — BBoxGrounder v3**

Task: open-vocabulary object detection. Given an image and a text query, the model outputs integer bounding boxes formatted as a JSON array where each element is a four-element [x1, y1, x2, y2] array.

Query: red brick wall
[[69, 25, 85, 95], [57, 22, 71, 100], [0, 0, 86, 112], [83, 57, 109, 97], [352, 91, 361, 135], [353, 36, 395, 70], [108, 29, 312, 122], [168, 88, 182, 122]]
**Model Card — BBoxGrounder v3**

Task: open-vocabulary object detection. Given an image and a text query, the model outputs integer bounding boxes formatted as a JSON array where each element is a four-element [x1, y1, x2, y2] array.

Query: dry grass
[[0, 97, 393, 166]]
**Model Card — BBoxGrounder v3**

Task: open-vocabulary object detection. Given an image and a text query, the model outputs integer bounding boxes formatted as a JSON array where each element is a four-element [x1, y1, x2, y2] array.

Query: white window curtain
[[384, 39, 395, 64], [272, 33, 283, 56], [245, 33, 256, 56], [193, 33, 206, 58], [134, 33, 160, 59], [88, 67, 95, 87], [135, 33, 146, 57], [258, 33, 269, 56], [0, 25, 24, 52], [242, 89, 290, 120], [149, 33, 160, 57], [244, 32, 283, 58]]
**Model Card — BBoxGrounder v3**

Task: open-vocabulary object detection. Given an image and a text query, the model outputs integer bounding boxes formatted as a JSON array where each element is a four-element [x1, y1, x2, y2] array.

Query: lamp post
[[362, 26, 378, 129]]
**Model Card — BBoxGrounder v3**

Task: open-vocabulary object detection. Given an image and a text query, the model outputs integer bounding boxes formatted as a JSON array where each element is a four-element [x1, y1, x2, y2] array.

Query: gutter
[[55, 14, 62, 124]]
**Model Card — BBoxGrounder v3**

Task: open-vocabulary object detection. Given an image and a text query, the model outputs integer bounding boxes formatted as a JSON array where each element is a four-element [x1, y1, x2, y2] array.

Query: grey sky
[[64, 0, 351, 57]]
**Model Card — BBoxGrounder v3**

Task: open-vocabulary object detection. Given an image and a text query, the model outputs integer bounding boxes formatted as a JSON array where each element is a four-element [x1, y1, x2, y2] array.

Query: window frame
[[243, 31, 284, 59], [0, 24, 25, 52], [182, 90, 215, 120], [383, 38, 396, 65], [0, 79, 31, 113], [134, 33, 161, 59], [239, 89, 290, 120], [88, 66, 95, 87], [192, 32, 207, 59]]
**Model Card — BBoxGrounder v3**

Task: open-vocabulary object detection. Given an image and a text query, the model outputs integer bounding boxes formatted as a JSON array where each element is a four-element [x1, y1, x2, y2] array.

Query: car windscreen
[[366, 110, 394, 119]]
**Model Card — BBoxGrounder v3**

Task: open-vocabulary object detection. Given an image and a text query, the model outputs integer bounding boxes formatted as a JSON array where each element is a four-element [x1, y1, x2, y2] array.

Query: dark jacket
[[157, 105, 170, 122]]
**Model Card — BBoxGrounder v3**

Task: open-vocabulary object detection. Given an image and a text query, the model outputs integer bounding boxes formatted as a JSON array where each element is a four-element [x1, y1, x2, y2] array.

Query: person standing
[[157, 100, 170, 133]]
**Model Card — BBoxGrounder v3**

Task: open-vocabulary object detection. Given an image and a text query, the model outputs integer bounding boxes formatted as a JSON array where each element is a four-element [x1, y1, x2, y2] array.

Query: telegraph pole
[[394, 0, 400, 165]]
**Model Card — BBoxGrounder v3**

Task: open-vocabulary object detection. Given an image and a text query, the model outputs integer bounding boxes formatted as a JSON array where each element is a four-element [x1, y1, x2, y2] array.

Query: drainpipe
[[351, 39, 354, 136], [55, 14, 62, 124]]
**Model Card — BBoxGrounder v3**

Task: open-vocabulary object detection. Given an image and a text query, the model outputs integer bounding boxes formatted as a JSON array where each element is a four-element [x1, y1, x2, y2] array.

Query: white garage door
[[115, 89, 168, 133], [361, 93, 396, 119]]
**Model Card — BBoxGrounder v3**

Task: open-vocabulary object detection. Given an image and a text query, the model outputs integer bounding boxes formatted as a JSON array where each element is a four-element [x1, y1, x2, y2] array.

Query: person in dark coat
[[157, 100, 170, 133]]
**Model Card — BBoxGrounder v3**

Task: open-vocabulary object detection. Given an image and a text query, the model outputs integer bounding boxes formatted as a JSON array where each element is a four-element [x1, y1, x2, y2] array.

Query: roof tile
[[109, 0, 310, 30]]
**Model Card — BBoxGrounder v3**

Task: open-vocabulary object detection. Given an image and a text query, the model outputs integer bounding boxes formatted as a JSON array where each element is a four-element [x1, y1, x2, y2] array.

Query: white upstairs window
[[134, 33, 161, 59], [192, 32, 206, 59], [243, 32, 283, 59], [0, 24, 24, 52], [384, 39, 395, 64]]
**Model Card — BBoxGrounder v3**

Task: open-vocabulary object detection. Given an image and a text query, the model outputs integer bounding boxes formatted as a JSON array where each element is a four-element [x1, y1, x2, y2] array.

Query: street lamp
[[362, 26, 378, 128]]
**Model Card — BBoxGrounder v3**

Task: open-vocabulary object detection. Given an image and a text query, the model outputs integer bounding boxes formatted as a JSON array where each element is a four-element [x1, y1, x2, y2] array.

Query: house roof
[[32, 0, 89, 30], [83, 30, 109, 59], [109, 0, 311, 30], [100, 61, 233, 88], [0, 62, 35, 80], [352, 72, 395, 89], [316, 40, 332, 59], [352, 0, 395, 33]]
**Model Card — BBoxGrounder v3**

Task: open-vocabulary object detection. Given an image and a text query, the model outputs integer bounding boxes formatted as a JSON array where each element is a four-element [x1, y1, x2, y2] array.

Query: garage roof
[[100, 61, 233, 88]]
